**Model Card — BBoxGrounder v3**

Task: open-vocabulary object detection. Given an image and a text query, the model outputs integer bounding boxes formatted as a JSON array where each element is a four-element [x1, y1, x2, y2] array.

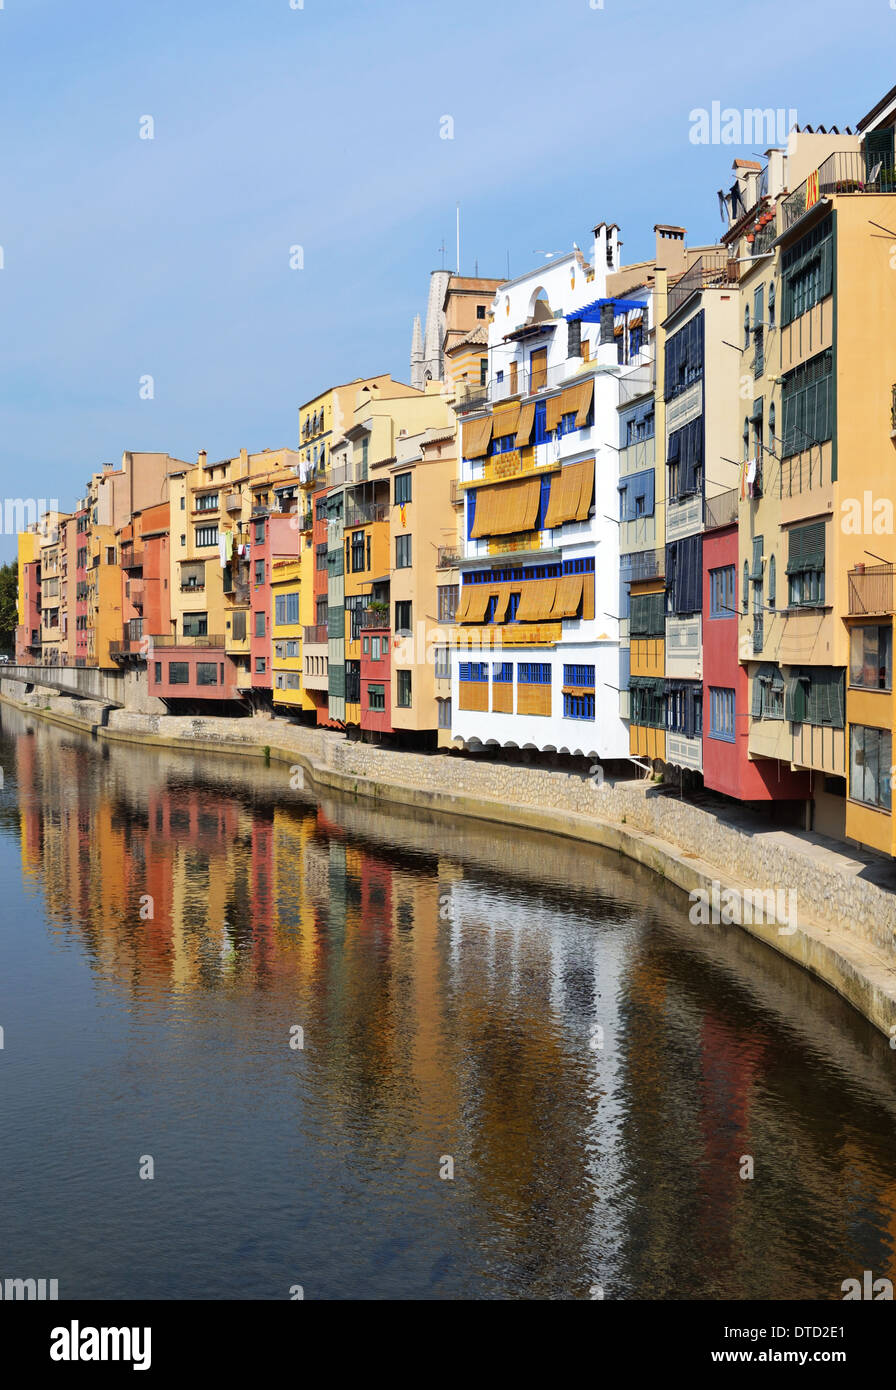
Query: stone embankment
[[4, 674, 896, 1040]]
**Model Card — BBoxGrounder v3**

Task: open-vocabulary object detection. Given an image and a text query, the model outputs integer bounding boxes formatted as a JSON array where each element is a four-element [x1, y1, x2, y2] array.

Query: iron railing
[[361, 608, 389, 629], [668, 253, 739, 316], [120, 545, 145, 570], [149, 634, 226, 648], [437, 547, 461, 569], [782, 151, 896, 231]]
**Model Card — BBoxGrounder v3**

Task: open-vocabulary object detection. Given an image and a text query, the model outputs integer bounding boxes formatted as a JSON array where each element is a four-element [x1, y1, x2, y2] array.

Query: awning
[[545, 393, 564, 434], [491, 583, 512, 623], [544, 458, 594, 527], [551, 573, 584, 618], [492, 401, 520, 438], [560, 378, 595, 427], [463, 414, 493, 459], [471, 477, 541, 537], [516, 579, 558, 622], [456, 584, 492, 624], [516, 401, 536, 447]]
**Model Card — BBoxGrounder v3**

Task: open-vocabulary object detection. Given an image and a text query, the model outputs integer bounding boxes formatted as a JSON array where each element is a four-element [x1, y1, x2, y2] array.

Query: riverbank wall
[[4, 675, 896, 1040]]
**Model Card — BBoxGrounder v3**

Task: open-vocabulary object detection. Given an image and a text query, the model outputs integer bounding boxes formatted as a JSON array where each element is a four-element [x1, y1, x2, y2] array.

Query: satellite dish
[[869, 161, 883, 184]]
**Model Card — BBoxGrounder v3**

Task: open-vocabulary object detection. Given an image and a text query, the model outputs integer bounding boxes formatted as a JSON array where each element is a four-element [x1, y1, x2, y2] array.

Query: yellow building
[[271, 557, 305, 711]]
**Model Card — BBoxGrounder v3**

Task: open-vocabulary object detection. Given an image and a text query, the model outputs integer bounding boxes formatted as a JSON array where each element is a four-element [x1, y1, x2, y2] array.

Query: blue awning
[[565, 296, 647, 323]]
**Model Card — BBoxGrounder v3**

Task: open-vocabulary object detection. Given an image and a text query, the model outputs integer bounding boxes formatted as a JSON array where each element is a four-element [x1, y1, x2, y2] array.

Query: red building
[[147, 644, 241, 704], [307, 485, 334, 726], [702, 522, 808, 801], [75, 509, 89, 666], [360, 614, 392, 735], [249, 511, 299, 695]]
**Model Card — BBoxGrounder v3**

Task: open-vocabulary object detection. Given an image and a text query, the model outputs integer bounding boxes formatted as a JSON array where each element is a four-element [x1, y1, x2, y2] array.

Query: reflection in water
[[1, 702, 895, 1300]]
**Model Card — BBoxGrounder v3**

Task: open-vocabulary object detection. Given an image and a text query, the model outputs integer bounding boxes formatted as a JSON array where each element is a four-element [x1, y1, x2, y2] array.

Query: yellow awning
[[471, 477, 541, 537], [491, 582, 512, 623], [516, 401, 536, 447], [574, 457, 594, 520], [454, 587, 474, 623], [492, 401, 520, 438], [574, 378, 594, 427], [551, 573, 584, 618], [458, 584, 492, 624], [545, 393, 564, 434], [463, 414, 493, 459], [516, 578, 558, 622]]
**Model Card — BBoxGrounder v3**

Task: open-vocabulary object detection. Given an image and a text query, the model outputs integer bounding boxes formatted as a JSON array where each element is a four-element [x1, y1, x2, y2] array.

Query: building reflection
[[3, 701, 896, 1298]]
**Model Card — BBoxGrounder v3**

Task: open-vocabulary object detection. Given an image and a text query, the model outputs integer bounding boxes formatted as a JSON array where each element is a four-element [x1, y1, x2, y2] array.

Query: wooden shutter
[[530, 348, 547, 392]]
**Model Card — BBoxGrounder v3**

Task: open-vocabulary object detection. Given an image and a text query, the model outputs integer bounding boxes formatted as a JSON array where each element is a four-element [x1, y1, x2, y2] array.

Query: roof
[[452, 324, 488, 349], [858, 82, 896, 132], [733, 159, 761, 170]]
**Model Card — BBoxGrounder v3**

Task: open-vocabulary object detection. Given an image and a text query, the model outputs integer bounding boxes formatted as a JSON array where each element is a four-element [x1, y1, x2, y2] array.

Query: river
[[1, 702, 895, 1300]]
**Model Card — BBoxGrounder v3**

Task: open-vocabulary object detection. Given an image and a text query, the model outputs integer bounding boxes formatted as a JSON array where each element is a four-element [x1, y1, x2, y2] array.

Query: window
[[630, 591, 665, 638], [459, 662, 488, 681], [479, 358, 488, 386], [395, 534, 412, 569], [394, 473, 412, 506], [663, 310, 704, 402], [518, 663, 551, 684], [850, 625, 893, 690], [395, 600, 411, 634], [254, 520, 265, 543], [368, 683, 386, 712], [493, 662, 513, 683], [396, 670, 412, 707], [371, 636, 381, 661], [564, 692, 595, 720], [316, 543, 327, 571], [476, 304, 486, 320], [196, 493, 218, 512], [742, 561, 749, 613], [196, 662, 218, 686], [255, 559, 265, 585], [438, 698, 452, 729], [666, 418, 702, 502], [183, 612, 208, 637], [784, 667, 844, 727], [752, 665, 785, 720], [168, 662, 189, 685], [768, 280, 776, 329], [195, 525, 218, 548], [434, 647, 451, 679], [351, 531, 366, 573], [154, 662, 161, 683], [630, 677, 664, 728], [438, 585, 458, 622], [533, 399, 549, 445], [362, 636, 369, 655], [752, 284, 764, 377], [709, 566, 735, 618], [382, 637, 389, 654], [316, 597, 328, 626], [743, 305, 751, 349], [786, 521, 825, 607], [781, 351, 833, 458], [275, 592, 299, 626], [850, 725, 893, 810], [255, 657, 266, 673], [255, 611, 266, 637], [180, 497, 186, 511], [709, 687, 736, 742], [782, 213, 832, 325]]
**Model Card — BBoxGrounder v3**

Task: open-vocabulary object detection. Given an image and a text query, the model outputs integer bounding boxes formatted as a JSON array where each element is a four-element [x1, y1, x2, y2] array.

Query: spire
[[410, 313, 423, 391]]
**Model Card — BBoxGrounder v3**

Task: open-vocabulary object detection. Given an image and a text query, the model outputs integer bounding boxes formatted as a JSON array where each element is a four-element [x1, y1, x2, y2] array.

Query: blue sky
[[0, 0, 893, 559]]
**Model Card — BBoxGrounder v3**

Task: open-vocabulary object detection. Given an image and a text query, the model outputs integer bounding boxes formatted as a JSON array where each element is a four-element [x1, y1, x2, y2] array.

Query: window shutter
[[751, 675, 763, 718], [753, 284, 764, 327], [786, 521, 825, 575], [751, 535, 763, 581]]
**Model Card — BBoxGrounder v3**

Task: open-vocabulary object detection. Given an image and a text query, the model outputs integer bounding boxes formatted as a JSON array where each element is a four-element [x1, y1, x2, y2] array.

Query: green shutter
[[753, 284, 764, 326], [751, 536, 764, 582], [751, 675, 763, 718], [806, 667, 845, 728], [786, 521, 825, 575], [785, 672, 809, 723]]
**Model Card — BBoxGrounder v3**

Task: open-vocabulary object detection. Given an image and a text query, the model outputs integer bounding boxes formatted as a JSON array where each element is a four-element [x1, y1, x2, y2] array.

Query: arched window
[[768, 401, 776, 452], [744, 306, 751, 348], [743, 418, 750, 461], [768, 554, 776, 608], [743, 561, 749, 612], [768, 281, 776, 329]]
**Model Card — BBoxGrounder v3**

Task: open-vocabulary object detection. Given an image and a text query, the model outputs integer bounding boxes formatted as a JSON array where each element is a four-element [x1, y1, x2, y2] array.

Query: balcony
[[150, 634, 226, 648], [126, 580, 145, 608], [225, 493, 242, 513], [848, 564, 895, 616], [782, 151, 896, 232], [450, 479, 464, 506], [437, 547, 461, 569], [344, 500, 387, 528], [303, 624, 329, 644], [667, 253, 739, 317], [626, 548, 665, 583], [120, 545, 145, 570], [704, 487, 739, 531], [455, 357, 603, 416], [361, 608, 389, 630]]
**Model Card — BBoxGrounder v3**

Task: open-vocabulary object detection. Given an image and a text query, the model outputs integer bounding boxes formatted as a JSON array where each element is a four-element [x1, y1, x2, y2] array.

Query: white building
[[450, 224, 652, 762]]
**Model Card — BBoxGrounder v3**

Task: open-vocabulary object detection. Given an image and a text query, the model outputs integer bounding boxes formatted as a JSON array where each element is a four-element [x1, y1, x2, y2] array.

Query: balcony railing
[[225, 493, 242, 512], [667, 253, 739, 316], [437, 547, 461, 569], [848, 564, 895, 616], [303, 624, 328, 644], [782, 151, 896, 231], [344, 501, 387, 528], [149, 634, 226, 648], [361, 608, 389, 629], [450, 478, 463, 505], [625, 548, 665, 583], [455, 356, 605, 416], [120, 545, 145, 570], [704, 487, 739, 531]]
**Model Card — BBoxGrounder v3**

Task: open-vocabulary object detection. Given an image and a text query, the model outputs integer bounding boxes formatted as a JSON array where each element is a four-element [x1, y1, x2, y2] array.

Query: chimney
[[765, 148, 786, 200], [198, 449, 207, 468], [654, 225, 687, 278]]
